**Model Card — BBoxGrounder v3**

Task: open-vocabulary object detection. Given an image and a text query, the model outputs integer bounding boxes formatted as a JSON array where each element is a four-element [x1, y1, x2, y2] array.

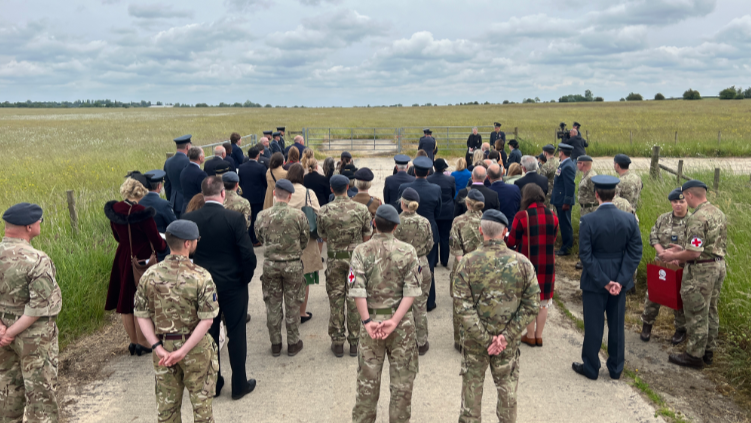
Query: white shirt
[[205, 200, 224, 207]]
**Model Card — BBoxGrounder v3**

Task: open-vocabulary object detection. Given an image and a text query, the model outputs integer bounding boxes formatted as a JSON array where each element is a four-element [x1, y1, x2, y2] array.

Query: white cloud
[[589, 0, 717, 26], [128, 4, 194, 19]]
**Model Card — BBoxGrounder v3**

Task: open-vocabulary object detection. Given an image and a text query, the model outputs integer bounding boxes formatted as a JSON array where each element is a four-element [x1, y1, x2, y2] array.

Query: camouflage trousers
[[0, 314, 59, 423], [459, 348, 520, 423], [352, 312, 418, 423], [261, 260, 305, 346], [450, 260, 461, 347], [153, 334, 219, 423], [641, 292, 686, 330], [413, 256, 432, 347], [681, 261, 726, 357], [325, 258, 360, 345]]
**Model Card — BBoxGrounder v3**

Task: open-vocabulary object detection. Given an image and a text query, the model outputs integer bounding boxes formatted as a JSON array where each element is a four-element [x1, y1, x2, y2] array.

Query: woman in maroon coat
[[104, 174, 167, 356], [506, 184, 559, 347]]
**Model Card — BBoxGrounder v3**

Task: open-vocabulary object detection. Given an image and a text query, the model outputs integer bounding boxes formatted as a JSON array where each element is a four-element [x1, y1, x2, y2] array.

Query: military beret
[[682, 179, 708, 191], [166, 220, 200, 240], [401, 187, 420, 203], [573, 122, 581, 128], [330, 174, 350, 191], [542, 144, 556, 153], [413, 156, 434, 171], [214, 162, 231, 175], [375, 204, 400, 225], [668, 188, 685, 201], [222, 171, 240, 183], [354, 168, 374, 181], [341, 163, 357, 179], [508, 139, 519, 148], [277, 126, 285, 131], [558, 143, 574, 152], [494, 122, 502, 127], [577, 155, 593, 162], [467, 189, 485, 202], [2, 203, 43, 226], [341, 151, 352, 159], [394, 154, 410, 165], [263, 130, 273, 136], [275, 179, 295, 194], [482, 209, 508, 227], [272, 132, 281, 137], [144, 169, 166, 183], [423, 128, 430, 134], [173, 134, 192, 144], [591, 175, 620, 190], [126, 171, 151, 189], [434, 158, 449, 171], [614, 154, 631, 165]]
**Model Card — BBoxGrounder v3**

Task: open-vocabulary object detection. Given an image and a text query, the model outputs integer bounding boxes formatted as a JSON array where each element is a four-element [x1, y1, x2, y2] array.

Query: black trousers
[[427, 243, 438, 308], [209, 287, 249, 394], [437, 219, 452, 267], [581, 290, 626, 380], [249, 202, 263, 244]]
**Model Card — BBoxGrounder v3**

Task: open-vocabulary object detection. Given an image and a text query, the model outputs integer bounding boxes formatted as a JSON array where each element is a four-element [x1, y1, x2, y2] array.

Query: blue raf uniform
[[574, 175, 642, 380], [551, 143, 577, 255], [269, 135, 282, 155], [427, 159, 456, 267], [417, 128, 437, 161], [398, 156, 442, 310], [383, 155, 415, 210], [163, 134, 191, 219], [506, 139, 522, 166], [276, 127, 286, 152], [490, 122, 507, 166], [179, 161, 208, 214], [231, 143, 245, 168]]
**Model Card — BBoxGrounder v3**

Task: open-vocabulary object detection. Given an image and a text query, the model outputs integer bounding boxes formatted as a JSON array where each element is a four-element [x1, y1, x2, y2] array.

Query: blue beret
[[173, 134, 192, 144], [341, 151, 352, 159], [275, 179, 295, 194], [434, 158, 449, 171], [3, 203, 43, 226], [330, 174, 350, 191], [668, 188, 685, 201], [214, 162, 231, 175], [401, 188, 420, 203], [354, 168, 374, 181], [577, 155, 593, 162], [481, 209, 508, 226], [614, 154, 631, 165], [144, 169, 166, 183], [591, 175, 620, 190], [222, 171, 240, 183], [375, 204, 400, 224], [467, 189, 485, 202], [394, 154, 410, 165], [508, 139, 519, 148], [166, 220, 200, 240], [558, 143, 573, 152], [413, 156, 433, 171], [542, 144, 555, 153], [682, 179, 707, 191]]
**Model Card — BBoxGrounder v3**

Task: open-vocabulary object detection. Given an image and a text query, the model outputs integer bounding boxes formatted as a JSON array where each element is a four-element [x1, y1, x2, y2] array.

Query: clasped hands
[[0, 323, 10, 347], [657, 244, 684, 264], [605, 281, 622, 296], [154, 345, 187, 368], [487, 334, 507, 356], [364, 320, 398, 340]]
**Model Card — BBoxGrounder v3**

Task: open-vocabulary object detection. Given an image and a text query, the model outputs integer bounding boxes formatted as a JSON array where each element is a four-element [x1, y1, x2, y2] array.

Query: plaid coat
[[506, 202, 559, 300]]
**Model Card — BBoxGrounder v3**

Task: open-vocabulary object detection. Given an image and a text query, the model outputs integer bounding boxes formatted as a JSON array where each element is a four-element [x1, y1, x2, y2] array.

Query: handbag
[[301, 189, 319, 239], [127, 203, 157, 287]]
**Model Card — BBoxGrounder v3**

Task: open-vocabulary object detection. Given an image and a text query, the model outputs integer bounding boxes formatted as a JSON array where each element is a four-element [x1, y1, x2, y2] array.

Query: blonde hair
[[306, 157, 318, 174], [120, 178, 148, 201], [355, 180, 371, 191], [472, 150, 485, 166], [456, 158, 467, 172], [301, 149, 314, 169], [401, 200, 419, 212], [465, 198, 485, 211], [508, 163, 523, 177]]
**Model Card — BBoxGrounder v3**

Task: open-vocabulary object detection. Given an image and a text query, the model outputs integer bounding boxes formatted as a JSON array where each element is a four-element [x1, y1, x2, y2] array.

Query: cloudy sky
[[1, 0, 750, 106]]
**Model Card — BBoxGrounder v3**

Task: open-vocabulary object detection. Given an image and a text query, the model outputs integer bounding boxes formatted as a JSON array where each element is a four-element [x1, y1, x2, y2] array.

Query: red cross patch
[[690, 237, 703, 248], [348, 268, 356, 285]]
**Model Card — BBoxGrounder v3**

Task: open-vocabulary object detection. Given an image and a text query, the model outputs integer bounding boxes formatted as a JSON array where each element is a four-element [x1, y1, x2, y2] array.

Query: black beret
[[668, 188, 685, 201], [537, 153, 547, 162], [222, 171, 239, 183], [173, 134, 192, 144], [275, 179, 295, 194], [467, 189, 485, 202], [330, 174, 350, 191], [542, 144, 555, 153], [401, 187, 420, 203], [614, 154, 631, 165], [145, 169, 166, 183], [682, 179, 708, 191], [166, 220, 200, 240], [354, 168, 374, 181], [494, 122, 502, 127], [577, 155, 593, 162], [375, 204, 400, 224], [508, 139, 519, 148], [341, 151, 352, 159], [394, 154, 410, 165], [413, 156, 433, 171], [558, 143, 574, 152], [591, 175, 620, 190], [341, 163, 357, 179], [3, 203, 43, 226], [434, 158, 449, 171], [214, 163, 231, 175], [126, 171, 151, 189], [482, 209, 508, 226]]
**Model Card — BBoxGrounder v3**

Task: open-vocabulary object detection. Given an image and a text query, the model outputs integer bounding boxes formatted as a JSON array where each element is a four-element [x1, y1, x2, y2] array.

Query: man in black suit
[[573, 175, 642, 381], [238, 146, 268, 247], [179, 146, 208, 214], [163, 134, 192, 218], [383, 155, 415, 210], [427, 159, 455, 267], [183, 176, 258, 400], [204, 146, 233, 176], [515, 155, 549, 195], [453, 166, 501, 217]]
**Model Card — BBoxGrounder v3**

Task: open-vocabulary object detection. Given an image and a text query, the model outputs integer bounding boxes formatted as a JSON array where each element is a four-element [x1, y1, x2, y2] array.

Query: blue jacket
[[231, 144, 245, 168], [507, 148, 522, 166], [551, 158, 576, 206], [238, 160, 268, 205], [417, 136, 436, 161], [180, 163, 208, 213], [398, 179, 442, 243], [383, 171, 415, 210], [579, 203, 642, 292], [427, 172, 456, 221], [451, 169, 471, 199], [285, 142, 307, 157], [138, 192, 176, 233], [488, 181, 521, 224], [163, 151, 190, 215], [269, 140, 282, 155]]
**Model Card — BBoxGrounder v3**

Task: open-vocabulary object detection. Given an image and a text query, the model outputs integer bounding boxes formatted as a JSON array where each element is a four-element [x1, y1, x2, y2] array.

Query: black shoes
[[668, 352, 704, 369], [349, 343, 358, 357], [572, 362, 597, 380], [575, 261, 583, 270], [231, 379, 257, 401], [671, 330, 687, 345], [640, 323, 652, 342], [128, 343, 137, 356], [702, 350, 713, 365], [246, 314, 251, 324], [427, 304, 437, 312], [301, 312, 313, 324], [215, 376, 224, 398], [135, 345, 152, 356], [331, 343, 344, 358], [454, 343, 462, 352], [555, 249, 571, 257]]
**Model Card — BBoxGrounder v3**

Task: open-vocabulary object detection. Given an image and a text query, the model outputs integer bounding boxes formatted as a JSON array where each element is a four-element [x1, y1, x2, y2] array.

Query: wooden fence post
[[676, 160, 684, 184], [649, 145, 661, 179], [714, 168, 720, 192], [66, 190, 79, 235], [514, 127, 518, 139], [166, 152, 174, 159]]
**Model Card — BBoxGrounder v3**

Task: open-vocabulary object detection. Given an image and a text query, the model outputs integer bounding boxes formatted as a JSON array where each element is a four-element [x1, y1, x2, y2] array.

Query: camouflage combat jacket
[[394, 211, 434, 257], [650, 211, 690, 249], [611, 196, 635, 215], [616, 171, 643, 210], [317, 196, 373, 252], [577, 169, 598, 206], [541, 157, 559, 204], [684, 201, 727, 260], [225, 190, 252, 229], [254, 202, 309, 261], [0, 237, 62, 317]]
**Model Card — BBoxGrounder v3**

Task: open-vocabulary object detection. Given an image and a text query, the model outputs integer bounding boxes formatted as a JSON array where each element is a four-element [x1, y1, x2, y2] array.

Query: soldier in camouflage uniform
[[393, 188, 433, 355], [222, 172, 252, 229], [0, 203, 61, 423], [614, 154, 642, 210], [349, 205, 422, 423], [448, 190, 485, 350], [135, 220, 220, 423], [575, 155, 598, 270], [660, 180, 727, 369], [539, 144, 559, 209], [640, 188, 689, 344], [317, 175, 373, 357], [452, 209, 540, 423], [254, 179, 309, 357], [611, 196, 635, 216]]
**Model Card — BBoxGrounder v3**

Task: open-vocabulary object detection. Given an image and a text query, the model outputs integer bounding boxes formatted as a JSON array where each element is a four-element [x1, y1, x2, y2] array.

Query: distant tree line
[[0, 99, 157, 108], [719, 86, 751, 100]]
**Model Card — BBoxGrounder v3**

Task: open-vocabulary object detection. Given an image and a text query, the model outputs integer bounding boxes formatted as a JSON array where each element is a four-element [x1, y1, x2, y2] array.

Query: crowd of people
[[0, 123, 728, 423]]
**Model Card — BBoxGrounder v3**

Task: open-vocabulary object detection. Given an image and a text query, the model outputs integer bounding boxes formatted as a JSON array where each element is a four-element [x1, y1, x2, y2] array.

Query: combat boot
[[271, 343, 282, 357], [349, 343, 358, 357], [702, 350, 713, 365], [288, 340, 303, 357], [668, 352, 704, 369], [671, 329, 686, 345], [331, 343, 344, 358], [575, 261, 583, 270], [418, 341, 430, 356], [640, 323, 652, 342]]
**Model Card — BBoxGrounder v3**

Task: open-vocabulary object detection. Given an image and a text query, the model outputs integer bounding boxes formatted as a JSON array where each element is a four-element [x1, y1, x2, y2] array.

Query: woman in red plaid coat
[[506, 184, 559, 347]]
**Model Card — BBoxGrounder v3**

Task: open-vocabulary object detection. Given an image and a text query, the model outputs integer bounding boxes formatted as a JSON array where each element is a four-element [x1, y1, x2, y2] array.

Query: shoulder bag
[[301, 189, 319, 239], [128, 203, 157, 286]]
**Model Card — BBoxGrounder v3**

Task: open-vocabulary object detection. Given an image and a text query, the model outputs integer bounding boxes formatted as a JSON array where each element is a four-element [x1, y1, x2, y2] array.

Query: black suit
[[578, 203, 642, 380], [225, 155, 238, 172], [384, 171, 415, 210], [427, 172, 456, 266], [231, 144, 245, 168], [204, 156, 233, 176], [453, 184, 501, 217], [179, 163, 208, 214], [514, 170, 549, 195], [258, 154, 270, 168], [568, 135, 588, 161], [304, 172, 331, 207], [183, 203, 257, 394], [238, 159, 268, 244]]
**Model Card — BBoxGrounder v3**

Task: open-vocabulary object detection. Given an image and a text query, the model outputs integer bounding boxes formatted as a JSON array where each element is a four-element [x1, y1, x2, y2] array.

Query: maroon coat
[[506, 202, 559, 300], [104, 200, 167, 314]]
